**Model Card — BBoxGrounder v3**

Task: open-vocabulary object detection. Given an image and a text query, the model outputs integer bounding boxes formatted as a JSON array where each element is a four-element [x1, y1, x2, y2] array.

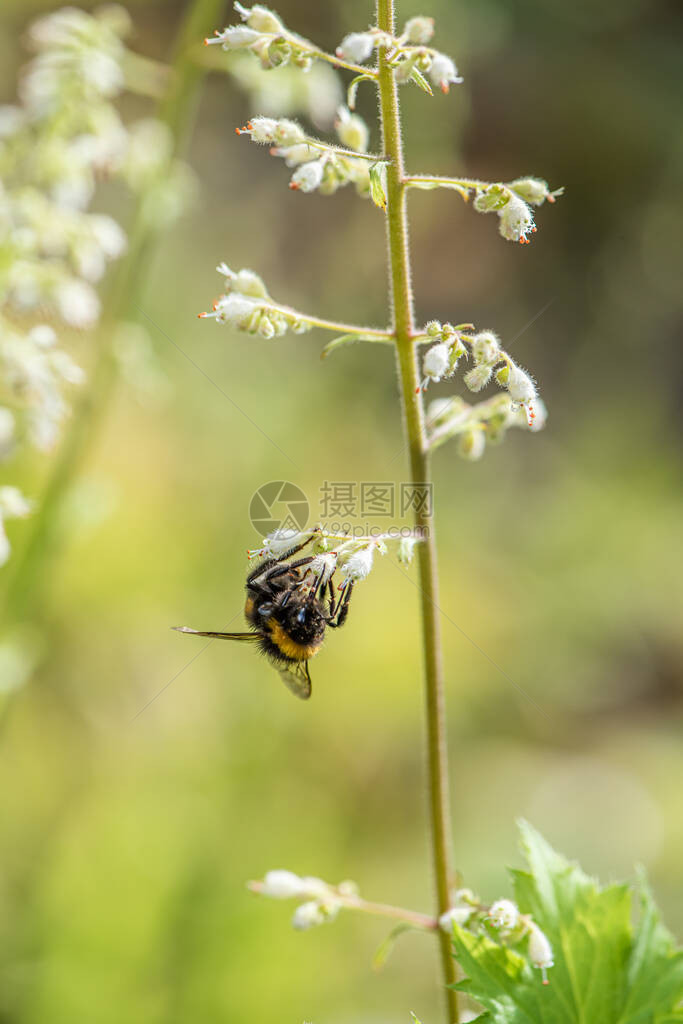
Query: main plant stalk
[[376, 2, 458, 1021]]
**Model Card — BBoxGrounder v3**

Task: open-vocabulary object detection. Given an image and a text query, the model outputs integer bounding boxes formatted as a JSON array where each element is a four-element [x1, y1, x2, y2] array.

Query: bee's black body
[[174, 535, 354, 699]]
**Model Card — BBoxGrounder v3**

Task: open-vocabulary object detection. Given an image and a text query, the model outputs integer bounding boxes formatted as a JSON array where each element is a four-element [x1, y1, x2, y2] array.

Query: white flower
[[526, 397, 547, 432], [528, 923, 554, 981], [238, 116, 277, 143], [336, 32, 375, 64], [464, 364, 492, 393], [489, 899, 519, 931], [207, 25, 262, 49], [499, 194, 535, 244], [55, 278, 100, 327], [404, 17, 435, 45], [273, 143, 318, 168], [261, 870, 309, 899], [439, 906, 473, 931], [0, 408, 15, 448], [459, 428, 485, 461], [423, 343, 450, 384], [90, 214, 127, 259], [335, 107, 369, 153], [340, 546, 375, 582], [0, 487, 33, 520], [506, 363, 537, 404], [290, 159, 324, 193], [309, 553, 337, 585], [472, 331, 500, 366], [27, 325, 57, 348], [259, 529, 309, 558], [428, 52, 463, 93], [234, 3, 283, 34], [203, 292, 257, 326], [292, 900, 325, 930]]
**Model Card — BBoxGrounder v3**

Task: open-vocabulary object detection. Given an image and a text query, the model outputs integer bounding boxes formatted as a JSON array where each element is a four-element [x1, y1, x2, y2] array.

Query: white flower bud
[[299, 876, 331, 900], [489, 899, 519, 931], [336, 32, 375, 64], [423, 342, 450, 383], [459, 428, 485, 461], [233, 268, 269, 298], [397, 536, 418, 565], [340, 546, 374, 582], [498, 194, 535, 244], [292, 900, 325, 930], [439, 906, 473, 931], [428, 52, 463, 93], [290, 159, 324, 193], [261, 870, 308, 898], [528, 923, 554, 980], [335, 107, 369, 153], [464, 364, 492, 393], [425, 320, 442, 338], [90, 214, 127, 259], [234, 3, 283, 34], [509, 177, 552, 206], [273, 119, 305, 147], [506, 363, 537, 404], [274, 143, 318, 167], [472, 331, 500, 366], [404, 17, 435, 44]]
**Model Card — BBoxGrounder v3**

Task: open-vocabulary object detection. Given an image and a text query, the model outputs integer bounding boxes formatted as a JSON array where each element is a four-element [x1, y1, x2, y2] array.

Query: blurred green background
[[1, 0, 682, 1022]]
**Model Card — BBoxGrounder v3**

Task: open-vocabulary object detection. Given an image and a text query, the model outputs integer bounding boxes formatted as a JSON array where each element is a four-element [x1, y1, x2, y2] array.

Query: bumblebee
[[173, 535, 354, 699]]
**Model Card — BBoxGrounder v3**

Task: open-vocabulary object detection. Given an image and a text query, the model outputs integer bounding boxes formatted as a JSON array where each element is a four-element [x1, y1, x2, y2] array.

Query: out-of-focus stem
[[1, 0, 225, 626], [376, 1, 458, 1021]]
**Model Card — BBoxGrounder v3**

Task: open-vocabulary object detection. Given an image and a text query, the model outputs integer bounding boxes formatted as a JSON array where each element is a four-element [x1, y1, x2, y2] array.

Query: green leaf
[[347, 73, 375, 110], [372, 923, 415, 971], [320, 333, 392, 360], [449, 821, 683, 1024], [409, 66, 433, 96], [369, 161, 388, 211]]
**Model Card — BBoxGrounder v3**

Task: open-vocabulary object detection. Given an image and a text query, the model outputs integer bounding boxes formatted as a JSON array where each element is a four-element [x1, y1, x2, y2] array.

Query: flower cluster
[[439, 892, 554, 984], [473, 179, 561, 244], [236, 112, 374, 197], [0, 6, 199, 559], [0, 319, 85, 454], [247, 526, 393, 582], [337, 17, 463, 94], [206, 3, 319, 72], [250, 870, 355, 930], [417, 323, 546, 461], [199, 263, 312, 338]]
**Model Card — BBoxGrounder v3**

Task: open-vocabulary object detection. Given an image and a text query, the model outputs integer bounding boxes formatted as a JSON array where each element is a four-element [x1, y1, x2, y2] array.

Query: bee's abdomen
[[264, 619, 323, 663]]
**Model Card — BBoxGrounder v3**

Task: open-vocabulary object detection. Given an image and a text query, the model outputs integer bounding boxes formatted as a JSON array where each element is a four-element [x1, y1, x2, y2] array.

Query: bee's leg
[[328, 580, 354, 628]]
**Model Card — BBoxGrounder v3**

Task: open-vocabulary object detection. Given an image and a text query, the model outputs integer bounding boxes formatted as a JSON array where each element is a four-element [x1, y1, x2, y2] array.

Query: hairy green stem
[[376, 2, 458, 1021], [1, 0, 224, 628]]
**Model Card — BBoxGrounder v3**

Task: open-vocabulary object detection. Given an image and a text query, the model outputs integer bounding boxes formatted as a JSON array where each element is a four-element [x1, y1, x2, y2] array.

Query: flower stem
[[1, 0, 225, 627], [376, 2, 458, 1021], [248, 881, 438, 931]]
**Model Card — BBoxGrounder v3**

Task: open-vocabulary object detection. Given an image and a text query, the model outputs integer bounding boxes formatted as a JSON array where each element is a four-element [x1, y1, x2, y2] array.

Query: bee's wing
[[276, 660, 312, 700], [172, 626, 259, 642]]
